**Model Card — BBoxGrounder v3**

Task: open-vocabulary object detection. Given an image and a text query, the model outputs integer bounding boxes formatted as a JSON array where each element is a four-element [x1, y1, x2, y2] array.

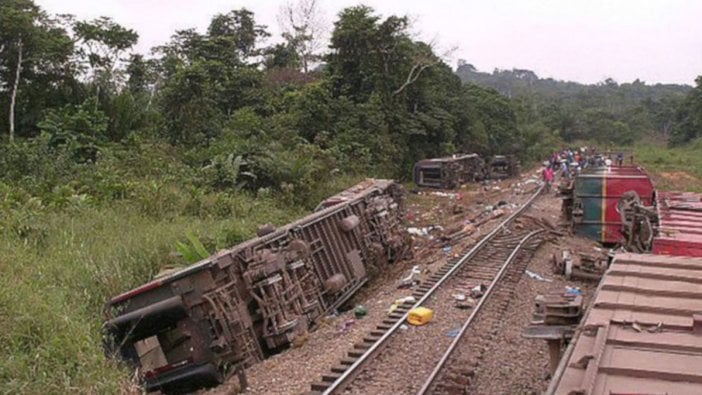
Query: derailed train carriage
[[561, 165, 655, 244], [550, 190, 702, 394], [413, 153, 520, 189], [104, 179, 408, 393], [560, 164, 702, 256]]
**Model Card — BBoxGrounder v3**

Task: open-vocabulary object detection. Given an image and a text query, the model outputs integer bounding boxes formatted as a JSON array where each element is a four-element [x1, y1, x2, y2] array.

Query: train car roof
[[548, 252, 702, 394]]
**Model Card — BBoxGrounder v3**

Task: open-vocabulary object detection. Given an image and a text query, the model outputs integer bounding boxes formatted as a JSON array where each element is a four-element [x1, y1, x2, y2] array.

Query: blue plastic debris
[[565, 286, 582, 295]]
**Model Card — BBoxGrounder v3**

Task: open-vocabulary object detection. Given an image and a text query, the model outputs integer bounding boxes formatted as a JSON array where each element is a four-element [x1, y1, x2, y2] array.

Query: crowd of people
[[541, 147, 630, 191]]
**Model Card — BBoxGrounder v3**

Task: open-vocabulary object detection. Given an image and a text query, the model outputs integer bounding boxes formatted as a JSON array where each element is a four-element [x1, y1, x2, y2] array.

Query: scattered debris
[[407, 227, 425, 236], [407, 225, 444, 237], [354, 305, 368, 319], [387, 304, 398, 315], [470, 283, 487, 298], [442, 222, 477, 243], [396, 296, 417, 304], [454, 295, 475, 309], [532, 292, 584, 325], [338, 319, 355, 333], [552, 249, 608, 281], [525, 270, 552, 282], [408, 307, 434, 326], [523, 291, 585, 374], [429, 191, 461, 199], [565, 286, 582, 295], [387, 296, 417, 315], [399, 265, 422, 288]]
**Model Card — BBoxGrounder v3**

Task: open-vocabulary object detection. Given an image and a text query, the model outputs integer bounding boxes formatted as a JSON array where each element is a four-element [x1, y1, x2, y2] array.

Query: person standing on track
[[543, 165, 554, 192]]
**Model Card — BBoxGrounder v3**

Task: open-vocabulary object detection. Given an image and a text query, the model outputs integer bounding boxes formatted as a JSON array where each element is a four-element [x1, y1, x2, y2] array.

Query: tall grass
[[634, 139, 702, 192]]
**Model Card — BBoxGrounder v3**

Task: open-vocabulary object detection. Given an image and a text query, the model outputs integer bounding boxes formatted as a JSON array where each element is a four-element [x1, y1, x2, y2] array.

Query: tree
[[125, 54, 149, 94], [73, 16, 138, 98], [671, 76, 702, 145], [392, 41, 444, 96], [278, 0, 327, 73], [155, 9, 269, 145], [0, 0, 74, 141], [207, 8, 270, 64], [326, 6, 415, 102], [461, 83, 521, 154], [263, 42, 301, 70]]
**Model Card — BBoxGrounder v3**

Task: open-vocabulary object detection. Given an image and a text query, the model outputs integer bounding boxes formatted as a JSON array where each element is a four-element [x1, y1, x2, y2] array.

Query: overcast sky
[[36, 0, 702, 85]]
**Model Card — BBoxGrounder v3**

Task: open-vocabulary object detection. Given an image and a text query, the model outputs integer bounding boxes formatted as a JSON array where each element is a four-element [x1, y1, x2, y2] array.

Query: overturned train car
[[104, 180, 408, 393], [561, 165, 702, 256], [561, 165, 655, 244], [413, 154, 519, 189]]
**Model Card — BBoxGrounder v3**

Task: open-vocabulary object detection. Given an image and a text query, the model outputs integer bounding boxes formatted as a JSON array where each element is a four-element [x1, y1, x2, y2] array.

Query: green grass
[[634, 139, 702, 192]]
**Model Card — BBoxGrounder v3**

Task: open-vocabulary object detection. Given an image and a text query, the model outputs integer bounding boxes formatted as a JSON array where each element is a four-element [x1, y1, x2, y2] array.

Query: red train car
[[653, 191, 702, 257], [571, 166, 655, 244]]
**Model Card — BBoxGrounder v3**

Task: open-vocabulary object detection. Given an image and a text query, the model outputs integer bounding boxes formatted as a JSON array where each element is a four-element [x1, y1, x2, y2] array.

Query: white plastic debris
[[407, 225, 444, 237], [407, 227, 426, 236], [429, 191, 460, 199], [395, 296, 417, 304], [400, 265, 421, 287], [525, 270, 553, 282]]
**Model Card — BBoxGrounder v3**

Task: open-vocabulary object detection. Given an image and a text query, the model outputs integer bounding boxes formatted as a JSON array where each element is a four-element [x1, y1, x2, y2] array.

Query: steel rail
[[416, 228, 546, 395], [320, 184, 544, 395]]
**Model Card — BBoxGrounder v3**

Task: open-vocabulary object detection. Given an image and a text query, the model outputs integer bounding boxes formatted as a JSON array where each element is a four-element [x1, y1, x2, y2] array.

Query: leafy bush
[[37, 98, 108, 162]]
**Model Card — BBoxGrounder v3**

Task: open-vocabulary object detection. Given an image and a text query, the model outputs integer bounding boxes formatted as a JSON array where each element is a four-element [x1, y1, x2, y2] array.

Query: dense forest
[[456, 63, 697, 145], [2, 0, 702, 392], [0, 0, 536, 198]]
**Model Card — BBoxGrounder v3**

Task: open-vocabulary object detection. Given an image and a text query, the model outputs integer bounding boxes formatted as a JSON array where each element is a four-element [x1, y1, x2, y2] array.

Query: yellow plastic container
[[407, 307, 434, 326]]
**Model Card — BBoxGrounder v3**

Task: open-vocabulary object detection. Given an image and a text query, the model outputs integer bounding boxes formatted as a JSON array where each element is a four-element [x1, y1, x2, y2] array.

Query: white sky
[[36, 0, 702, 85]]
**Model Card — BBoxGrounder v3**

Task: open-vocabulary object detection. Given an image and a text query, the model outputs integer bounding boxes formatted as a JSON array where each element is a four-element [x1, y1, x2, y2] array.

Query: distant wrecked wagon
[[413, 153, 519, 189]]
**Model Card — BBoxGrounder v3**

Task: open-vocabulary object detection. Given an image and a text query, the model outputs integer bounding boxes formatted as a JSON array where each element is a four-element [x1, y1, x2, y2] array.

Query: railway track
[[417, 229, 545, 394], [308, 185, 546, 395]]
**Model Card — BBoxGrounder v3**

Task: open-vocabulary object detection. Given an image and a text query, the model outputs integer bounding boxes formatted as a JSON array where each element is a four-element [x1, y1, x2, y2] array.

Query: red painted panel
[[600, 168, 654, 244], [654, 191, 702, 257], [653, 237, 702, 257]]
